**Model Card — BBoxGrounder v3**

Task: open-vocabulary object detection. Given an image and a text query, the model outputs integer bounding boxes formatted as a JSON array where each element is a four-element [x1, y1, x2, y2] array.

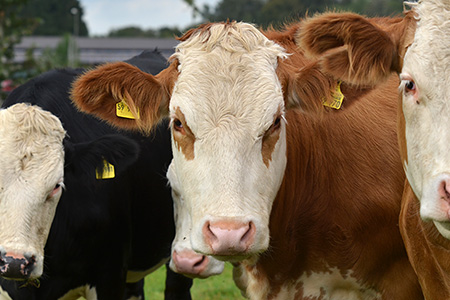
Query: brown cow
[[71, 20, 423, 299], [296, 1, 450, 298]]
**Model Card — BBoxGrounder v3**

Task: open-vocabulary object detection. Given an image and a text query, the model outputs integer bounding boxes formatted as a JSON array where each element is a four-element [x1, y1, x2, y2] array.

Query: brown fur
[[296, 10, 450, 300], [251, 75, 423, 299], [71, 61, 179, 134], [173, 107, 195, 160], [400, 181, 450, 299], [297, 12, 417, 86]]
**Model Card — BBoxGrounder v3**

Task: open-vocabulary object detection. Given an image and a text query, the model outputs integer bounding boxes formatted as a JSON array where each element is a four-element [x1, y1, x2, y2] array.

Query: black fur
[[0, 51, 191, 299]]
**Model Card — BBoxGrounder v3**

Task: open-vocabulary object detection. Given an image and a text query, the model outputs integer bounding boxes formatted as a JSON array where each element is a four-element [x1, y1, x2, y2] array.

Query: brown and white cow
[[71, 21, 424, 299], [296, 1, 450, 298]]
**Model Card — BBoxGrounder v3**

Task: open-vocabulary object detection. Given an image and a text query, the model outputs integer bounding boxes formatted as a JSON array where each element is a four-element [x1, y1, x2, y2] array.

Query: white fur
[[167, 163, 225, 277], [58, 284, 97, 300], [168, 22, 289, 259], [240, 264, 380, 300], [400, 0, 450, 237], [0, 103, 65, 278]]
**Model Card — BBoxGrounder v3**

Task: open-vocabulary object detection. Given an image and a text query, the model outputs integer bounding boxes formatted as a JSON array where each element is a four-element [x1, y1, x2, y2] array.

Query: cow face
[[399, 0, 450, 238], [0, 103, 65, 280], [72, 22, 291, 261], [167, 163, 225, 278], [168, 23, 289, 260]]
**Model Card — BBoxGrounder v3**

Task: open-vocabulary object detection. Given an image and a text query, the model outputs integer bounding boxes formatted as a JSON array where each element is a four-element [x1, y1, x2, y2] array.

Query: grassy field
[[145, 262, 246, 299]]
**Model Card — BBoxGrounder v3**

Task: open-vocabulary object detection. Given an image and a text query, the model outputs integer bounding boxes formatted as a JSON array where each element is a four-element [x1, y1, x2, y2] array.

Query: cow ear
[[278, 58, 335, 113], [296, 12, 400, 86], [71, 61, 178, 134], [64, 135, 140, 180]]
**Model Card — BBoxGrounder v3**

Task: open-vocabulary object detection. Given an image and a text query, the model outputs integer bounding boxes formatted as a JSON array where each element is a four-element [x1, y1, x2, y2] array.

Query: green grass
[[145, 262, 246, 300]]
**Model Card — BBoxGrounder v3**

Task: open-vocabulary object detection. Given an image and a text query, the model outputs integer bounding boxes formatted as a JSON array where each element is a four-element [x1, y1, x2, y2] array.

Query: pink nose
[[439, 179, 450, 202], [203, 221, 255, 255], [172, 250, 209, 277]]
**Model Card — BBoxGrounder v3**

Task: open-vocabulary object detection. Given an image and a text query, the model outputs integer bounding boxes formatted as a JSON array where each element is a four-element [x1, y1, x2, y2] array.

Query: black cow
[[0, 50, 193, 299]]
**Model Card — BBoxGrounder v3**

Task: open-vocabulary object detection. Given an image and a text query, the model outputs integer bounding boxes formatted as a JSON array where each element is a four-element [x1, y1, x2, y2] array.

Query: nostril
[[241, 222, 255, 243], [193, 255, 206, 268], [22, 255, 36, 276], [439, 180, 450, 201]]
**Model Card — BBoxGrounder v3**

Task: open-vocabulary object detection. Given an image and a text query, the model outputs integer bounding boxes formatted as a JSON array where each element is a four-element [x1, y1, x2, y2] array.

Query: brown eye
[[265, 116, 282, 137], [173, 119, 185, 135], [405, 80, 416, 93], [273, 117, 281, 130]]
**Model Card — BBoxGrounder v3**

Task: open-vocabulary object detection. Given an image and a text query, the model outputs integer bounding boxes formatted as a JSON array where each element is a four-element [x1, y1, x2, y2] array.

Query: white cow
[[167, 163, 225, 278], [399, 0, 450, 237], [0, 103, 65, 280]]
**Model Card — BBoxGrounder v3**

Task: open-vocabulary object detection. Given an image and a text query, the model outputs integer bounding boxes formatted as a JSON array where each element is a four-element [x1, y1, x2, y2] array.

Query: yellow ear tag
[[323, 81, 344, 109], [96, 160, 115, 179], [116, 99, 139, 119]]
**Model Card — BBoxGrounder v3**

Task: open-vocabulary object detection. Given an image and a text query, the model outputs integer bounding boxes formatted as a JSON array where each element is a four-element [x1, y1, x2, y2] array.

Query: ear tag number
[[323, 81, 344, 109], [96, 160, 115, 179], [116, 99, 139, 119]]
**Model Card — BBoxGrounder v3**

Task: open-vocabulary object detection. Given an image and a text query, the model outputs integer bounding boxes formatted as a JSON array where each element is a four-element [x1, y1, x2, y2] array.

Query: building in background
[[14, 36, 179, 64]]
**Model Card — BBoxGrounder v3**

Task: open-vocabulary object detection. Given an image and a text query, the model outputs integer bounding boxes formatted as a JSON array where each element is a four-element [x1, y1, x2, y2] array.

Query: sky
[[79, 0, 220, 36]]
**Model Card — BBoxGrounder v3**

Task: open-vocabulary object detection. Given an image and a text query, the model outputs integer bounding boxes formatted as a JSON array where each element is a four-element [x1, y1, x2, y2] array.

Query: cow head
[[71, 21, 334, 261], [0, 103, 140, 281], [297, 2, 450, 238], [0, 103, 65, 280], [398, 0, 450, 238], [167, 163, 224, 278]]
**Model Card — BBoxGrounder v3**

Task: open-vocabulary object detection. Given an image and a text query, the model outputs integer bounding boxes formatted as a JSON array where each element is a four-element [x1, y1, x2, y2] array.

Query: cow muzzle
[[203, 220, 256, 258], [0, 252, 37, 280]]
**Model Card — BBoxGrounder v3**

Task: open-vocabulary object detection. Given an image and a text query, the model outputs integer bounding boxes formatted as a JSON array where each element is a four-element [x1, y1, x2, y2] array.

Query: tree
[[19, 0, 88, 36], [0, 0, 37, 99], [184, 0, 404, 29]]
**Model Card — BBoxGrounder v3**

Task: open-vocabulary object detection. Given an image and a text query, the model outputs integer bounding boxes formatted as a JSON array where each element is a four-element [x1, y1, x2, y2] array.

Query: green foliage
[[19, 0, 88, 36], [184, 0, 404, 29], [0, 0, 38, 100], [108, 26, 181, 38]]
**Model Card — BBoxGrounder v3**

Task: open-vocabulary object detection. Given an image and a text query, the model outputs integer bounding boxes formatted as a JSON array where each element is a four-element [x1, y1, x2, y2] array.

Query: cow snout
[[172, 250, 210, 278], [203, 220, 255, 256], [438, 178, 450, 203], [0, 252, 36, 280]]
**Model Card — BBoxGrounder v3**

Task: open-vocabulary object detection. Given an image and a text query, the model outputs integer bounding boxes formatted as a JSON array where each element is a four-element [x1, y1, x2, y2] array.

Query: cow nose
[[203, 220, 255, 255], [438, 178, 450, 202], [0, 252, 36, 280], [172, 250, 209, 278]]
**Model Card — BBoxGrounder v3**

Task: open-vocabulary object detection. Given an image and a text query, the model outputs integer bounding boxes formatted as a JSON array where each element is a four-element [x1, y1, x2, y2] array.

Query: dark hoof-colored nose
[[0, 253, 36, 280]]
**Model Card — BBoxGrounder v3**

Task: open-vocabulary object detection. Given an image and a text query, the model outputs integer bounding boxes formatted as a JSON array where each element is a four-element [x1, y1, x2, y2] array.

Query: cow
[[167, 163, 225, 278], [71, 21, 424, 299], [293, 1, 450, 298], [0, 50, 198, 299]]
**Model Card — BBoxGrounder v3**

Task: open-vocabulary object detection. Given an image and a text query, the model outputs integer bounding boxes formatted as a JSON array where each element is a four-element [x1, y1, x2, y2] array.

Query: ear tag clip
[[96, 160, 115, 179], [116, 98, 140, 119], [323, 81, 344, 109]]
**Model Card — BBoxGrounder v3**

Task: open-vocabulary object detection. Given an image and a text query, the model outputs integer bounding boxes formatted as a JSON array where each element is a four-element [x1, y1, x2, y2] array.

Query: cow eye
[[47, 182, 64, 201], [172, 119, 185, 135], [273, 116, 281, 130], [265, 116, 282, 137], [405, 80, 416, 93]]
